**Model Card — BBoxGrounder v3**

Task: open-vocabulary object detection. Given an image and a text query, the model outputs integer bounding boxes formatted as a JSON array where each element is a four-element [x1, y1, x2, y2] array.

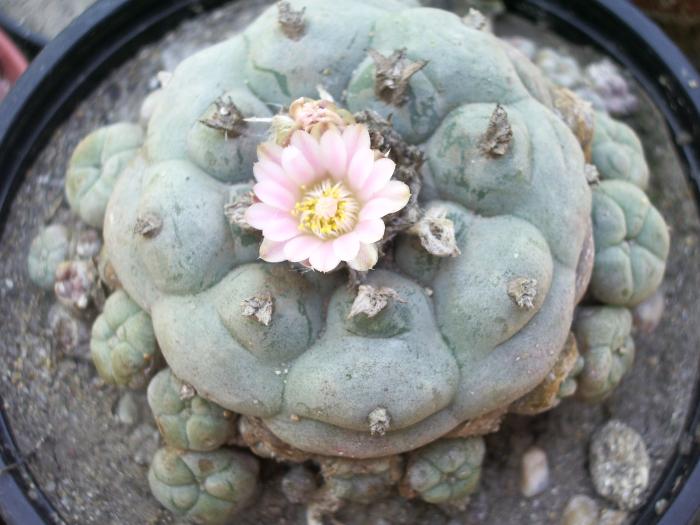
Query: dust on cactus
[[26, 0, 671, 522]]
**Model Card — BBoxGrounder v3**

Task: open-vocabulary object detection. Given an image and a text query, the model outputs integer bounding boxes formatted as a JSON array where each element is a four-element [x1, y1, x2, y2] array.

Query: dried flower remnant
[[200, 97, 247, 138], [277, 1, 306, 40], [54, 260, 99, 310], [507, 277, 538, 310], [241, 292, 275, 326], [369, 49, 428, 107], [480, 104, 512, 157], [408, 210, 460, 257], [271, 97, 355, 146], [348, 285, 401, 319], [368, 407, 391, 436], [134, 212, 163, 238], [224, 192, 255, 231]]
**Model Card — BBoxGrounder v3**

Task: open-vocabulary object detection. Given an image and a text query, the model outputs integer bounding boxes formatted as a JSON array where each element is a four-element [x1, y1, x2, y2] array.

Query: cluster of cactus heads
[[26, 0, 671, 522]]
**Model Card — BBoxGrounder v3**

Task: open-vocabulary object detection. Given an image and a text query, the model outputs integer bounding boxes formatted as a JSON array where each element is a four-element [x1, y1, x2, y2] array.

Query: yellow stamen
[[293, 179, 359, 239]]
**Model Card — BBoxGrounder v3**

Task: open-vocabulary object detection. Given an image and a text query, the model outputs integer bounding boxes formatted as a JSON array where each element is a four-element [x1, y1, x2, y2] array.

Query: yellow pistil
[[293, 179, 359, 239]]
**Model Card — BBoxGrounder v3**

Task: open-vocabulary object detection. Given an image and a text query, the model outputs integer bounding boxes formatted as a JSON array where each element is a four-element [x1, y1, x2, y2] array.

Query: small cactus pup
[[147, 368, 237, 451], [148, 447, 260, 525], [90, 289, 158, 388], [401, 437, 486, 505], [573, 306, 635, 403], [27, 224, 70, 290], [27, 0, 673, 521]]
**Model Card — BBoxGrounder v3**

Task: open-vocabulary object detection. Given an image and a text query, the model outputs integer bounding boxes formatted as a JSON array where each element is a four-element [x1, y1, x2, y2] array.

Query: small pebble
[[561, 495, 599, 525], [116, 392, 139, 425], [520, 446, 550, 497], [599, 508, 627, 525], [655, 498, 668, 515], [589, 420, 650, 510], [632, 289, 665, 334]]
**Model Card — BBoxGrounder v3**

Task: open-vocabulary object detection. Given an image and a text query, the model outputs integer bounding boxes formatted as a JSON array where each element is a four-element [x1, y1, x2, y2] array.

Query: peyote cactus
[[29, 0, 672, 521], [148, 447, 259, 524], [573, 306, 635, 403], [402, 437, 486, 504], [27, 224, 70, 290], [90, 289, 158, 388], [147, 368, 237, 451], [590, 180, 670, 306], [65, 123, 144, 228]]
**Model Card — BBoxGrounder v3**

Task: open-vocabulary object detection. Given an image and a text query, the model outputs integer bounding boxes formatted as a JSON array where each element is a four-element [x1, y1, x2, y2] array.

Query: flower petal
[[347, 147, 375, 192], [354, 219, 385, 244], [359, 181, 411, 220], [283, 235, 323, 262], [332, 232, 360, 261], [281, 145, 317, 185], [253, 160, 298, 194], [262, 217, 302, 242], [359, 158, 396, 201], [244, 202, 287, 230], [253, 181, 297, 211], [291, 130, 324, 173], [348, 242, 378, 271], [309, 242, 341, 273], [343, 124, 370, 160], [257, 142, 284, 164], [374, 180, 412, 201], [259, 238, 286, 262], [320, 128, 348, 180]]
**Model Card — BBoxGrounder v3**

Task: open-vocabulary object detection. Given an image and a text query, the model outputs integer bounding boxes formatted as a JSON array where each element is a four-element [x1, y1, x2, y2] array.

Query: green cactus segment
[[66, 123, 144, 228], [27, 224, 70, 290], [145, 38, 250, 163], [322, 456, 403, 504], [347, 8, 527, 144], [284, 270, 458, 433], [148, 447, 259, 525], [428, 98, 590, 268], [573, 306, 635, 402], [186, 89, 272, 183], [90, 289, 157, 387], [152, 263, 325, 418], [135, 159, 252, 296], [242, 0, 398, 105], [590, 180, 669, 306], [405, 437, 485, 504], [592, 111, 649, 189], [94, 0, 662, 460], [147, 368, 236, 451]]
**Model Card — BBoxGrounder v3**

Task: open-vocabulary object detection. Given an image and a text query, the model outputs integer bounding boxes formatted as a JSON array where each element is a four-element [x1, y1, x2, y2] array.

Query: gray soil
[[0, 2, 698, 524], [1, 0, 96, 40]]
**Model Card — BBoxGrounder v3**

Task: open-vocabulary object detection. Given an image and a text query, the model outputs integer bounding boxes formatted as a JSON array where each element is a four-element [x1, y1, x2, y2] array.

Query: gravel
[[589, 420, 651, 510]]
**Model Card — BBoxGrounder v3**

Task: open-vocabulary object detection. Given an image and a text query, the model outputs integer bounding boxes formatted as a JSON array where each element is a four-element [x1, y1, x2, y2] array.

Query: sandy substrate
[[0, 2, 698, 524]]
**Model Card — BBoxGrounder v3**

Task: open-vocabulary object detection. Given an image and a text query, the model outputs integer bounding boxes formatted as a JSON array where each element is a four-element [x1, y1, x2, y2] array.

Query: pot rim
[[0, 1, 698, 524]]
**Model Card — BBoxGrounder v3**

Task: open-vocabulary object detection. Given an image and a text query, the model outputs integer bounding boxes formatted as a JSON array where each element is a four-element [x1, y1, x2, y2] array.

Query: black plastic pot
[[0, 0, 698, 523]]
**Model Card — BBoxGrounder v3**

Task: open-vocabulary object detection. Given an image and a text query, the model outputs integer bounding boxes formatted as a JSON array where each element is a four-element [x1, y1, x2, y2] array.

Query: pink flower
[[245, 124, 410, 272]]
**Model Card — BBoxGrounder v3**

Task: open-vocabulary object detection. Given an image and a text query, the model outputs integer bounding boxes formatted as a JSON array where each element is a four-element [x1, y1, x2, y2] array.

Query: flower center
[[293, 179, 359, 239]]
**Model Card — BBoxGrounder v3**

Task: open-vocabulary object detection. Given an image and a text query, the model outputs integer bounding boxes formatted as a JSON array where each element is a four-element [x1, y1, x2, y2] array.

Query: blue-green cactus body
[[66, 123, 143, 228], [147, 368, 237, 451], [148, 447, 259, 525], [90, 289, 157, 388], [61, 0, 666, 464], [590, 180, 669, 306], [27, 224, 70, 290], [403, 437, 485, 504], [573, 306, 635, 402]]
